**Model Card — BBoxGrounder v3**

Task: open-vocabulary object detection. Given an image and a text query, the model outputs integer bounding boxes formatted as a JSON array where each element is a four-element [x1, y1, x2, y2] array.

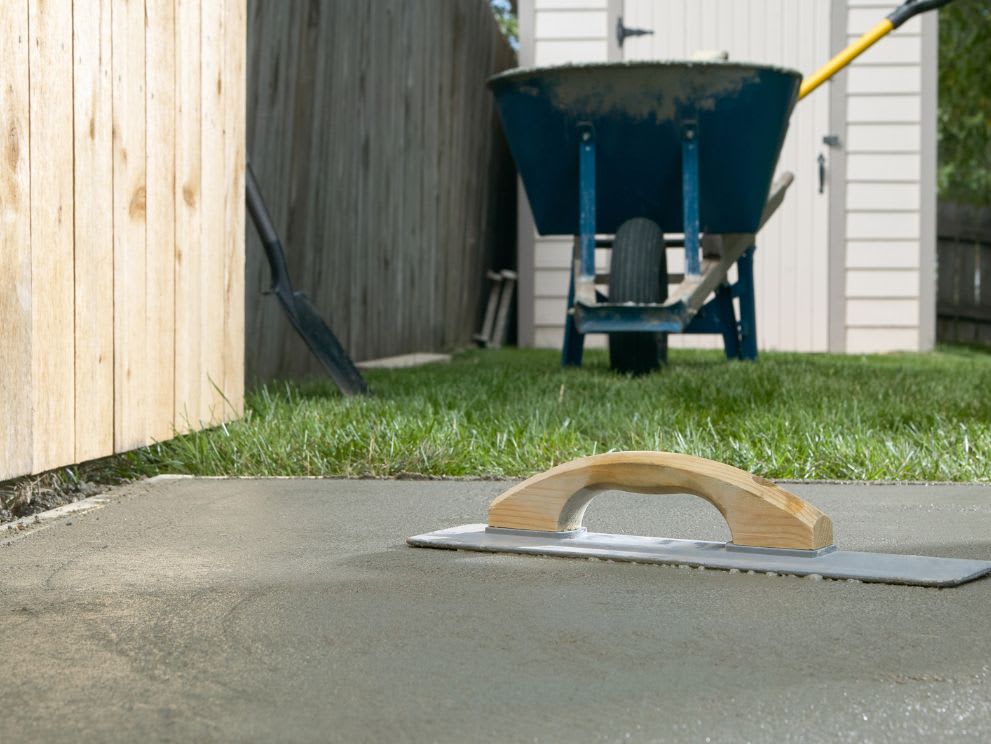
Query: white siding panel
[[847, 95, 920, 122], [846, 327, 919, 353], [847, 153, 920, 181], [846, 241, 919, 269], [846, 211, 919, 240], [534, 327, 565, 349], [847, 299, 919, 326], [848, 9, 921, 35], [847, 182, 919, 211], [841, 0, 927, 352], [535, 39, 608, 64], [534, 241, 573, 269], [844, 34, 921, 65], [847, 66, 921, 95], [535, 297, 568, 324], [534, 243, 610, 271], [534, 269, 571, 297], [846, 269, 919, 298], [535, 10, 607, 39], [847, 124, 919, 153]]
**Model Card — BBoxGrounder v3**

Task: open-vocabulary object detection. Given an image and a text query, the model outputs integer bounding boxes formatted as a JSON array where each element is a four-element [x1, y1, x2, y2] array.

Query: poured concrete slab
[[2, 477, 990, 742]]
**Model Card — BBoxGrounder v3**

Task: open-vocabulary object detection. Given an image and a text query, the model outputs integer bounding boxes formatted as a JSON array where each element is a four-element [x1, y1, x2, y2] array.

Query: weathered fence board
[[245, 0, 517, 379], [112, 0, 148, 451], [73, 0, 115, 462], [937, 202, 991, 348], [174, 0, 204, 434], [30, 0, 76, 472], [0, 1, 32, 478], [0, 0, 246, 482], [146, 0, 177, 444], [223, 0, 247, 421], [202, 0, 227, 425]]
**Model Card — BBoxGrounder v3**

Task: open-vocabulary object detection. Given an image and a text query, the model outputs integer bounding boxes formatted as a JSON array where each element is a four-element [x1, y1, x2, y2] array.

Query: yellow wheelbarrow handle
[[799, 0, 954, 101]]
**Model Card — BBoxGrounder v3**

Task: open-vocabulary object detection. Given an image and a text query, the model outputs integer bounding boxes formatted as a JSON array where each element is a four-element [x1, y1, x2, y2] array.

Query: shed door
[[621, 0, 835, 352]]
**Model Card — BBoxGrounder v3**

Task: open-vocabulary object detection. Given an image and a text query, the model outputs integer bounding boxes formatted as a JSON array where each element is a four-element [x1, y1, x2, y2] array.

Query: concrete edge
[[0, 494, 115, 546], [0, 477, 181, 545]]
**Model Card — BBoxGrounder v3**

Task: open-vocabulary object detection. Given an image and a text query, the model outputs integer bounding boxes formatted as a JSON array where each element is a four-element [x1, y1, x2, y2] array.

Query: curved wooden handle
[[488, 452, 833, 550]]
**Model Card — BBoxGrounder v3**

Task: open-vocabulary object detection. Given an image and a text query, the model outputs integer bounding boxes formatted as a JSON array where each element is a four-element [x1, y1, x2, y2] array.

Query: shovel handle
[[246, 163, 294, 294], [487, 452, 833, 550], [799, 0, 954, 101]]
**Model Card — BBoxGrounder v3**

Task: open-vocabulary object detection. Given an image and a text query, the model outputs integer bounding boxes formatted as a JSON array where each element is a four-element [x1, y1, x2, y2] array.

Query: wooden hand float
[[487, 451, 833, 550]]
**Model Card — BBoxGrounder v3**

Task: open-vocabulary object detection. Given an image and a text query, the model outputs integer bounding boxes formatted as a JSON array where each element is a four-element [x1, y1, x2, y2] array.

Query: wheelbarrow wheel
[[608, 218, 668, 375]]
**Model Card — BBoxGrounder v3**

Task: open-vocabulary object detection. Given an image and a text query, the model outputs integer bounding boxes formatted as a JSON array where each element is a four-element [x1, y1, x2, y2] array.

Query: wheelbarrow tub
[[489, 61, 801, 235]]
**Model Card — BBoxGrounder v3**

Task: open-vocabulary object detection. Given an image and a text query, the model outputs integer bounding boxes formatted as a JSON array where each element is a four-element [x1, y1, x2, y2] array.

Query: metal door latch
[[616, 16, 653, 47], [817, 153, 827, 193]]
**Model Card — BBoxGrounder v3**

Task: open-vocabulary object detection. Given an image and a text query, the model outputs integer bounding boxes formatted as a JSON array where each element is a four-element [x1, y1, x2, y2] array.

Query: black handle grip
[[245, 163, 294, 295], [887, 0, 954, 29]]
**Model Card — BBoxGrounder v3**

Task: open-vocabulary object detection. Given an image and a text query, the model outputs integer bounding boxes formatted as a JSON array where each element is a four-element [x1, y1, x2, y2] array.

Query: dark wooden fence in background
[[246, 0, 516, 379], [937, 202, 991, 348]]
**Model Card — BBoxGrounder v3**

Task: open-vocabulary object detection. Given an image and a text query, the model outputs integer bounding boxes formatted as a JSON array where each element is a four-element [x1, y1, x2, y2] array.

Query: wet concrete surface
[[2, 477, 990, 742]]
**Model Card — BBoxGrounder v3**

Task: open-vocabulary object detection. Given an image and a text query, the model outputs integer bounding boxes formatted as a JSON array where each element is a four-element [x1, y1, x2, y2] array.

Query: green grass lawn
[[116, 347, 991, 482]]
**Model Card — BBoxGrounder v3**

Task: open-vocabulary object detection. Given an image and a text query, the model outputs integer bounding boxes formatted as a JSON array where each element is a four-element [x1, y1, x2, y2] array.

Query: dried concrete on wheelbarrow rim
[[2, 477, 990, 743]]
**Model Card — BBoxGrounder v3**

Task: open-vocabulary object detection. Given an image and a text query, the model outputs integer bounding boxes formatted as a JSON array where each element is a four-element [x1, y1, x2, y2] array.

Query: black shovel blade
[[276, 289, 369, 397]]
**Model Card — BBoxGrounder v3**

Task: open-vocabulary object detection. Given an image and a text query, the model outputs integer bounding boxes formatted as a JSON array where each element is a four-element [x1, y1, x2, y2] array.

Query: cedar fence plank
[[112, 0, 148, 452], [174, 0, 203, 433], [29, 0, 75, 470], [223, 0, 247, 417], [145, 0, 177, 442], [73, 0, 114, 462], [0, 0, 33, 480], [200, 0, 227, 424]]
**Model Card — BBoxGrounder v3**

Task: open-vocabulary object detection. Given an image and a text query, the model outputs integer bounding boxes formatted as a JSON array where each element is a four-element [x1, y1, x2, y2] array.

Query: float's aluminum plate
[[407, 524, 991, 588]]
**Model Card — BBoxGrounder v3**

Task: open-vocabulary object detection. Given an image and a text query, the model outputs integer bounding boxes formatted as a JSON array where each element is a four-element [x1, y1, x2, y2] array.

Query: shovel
[[246, 164, 368, 396]]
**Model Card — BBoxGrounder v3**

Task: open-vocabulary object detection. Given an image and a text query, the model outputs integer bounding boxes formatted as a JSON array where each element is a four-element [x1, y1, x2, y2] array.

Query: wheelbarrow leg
[[562, 123, 597, 367], [713, 283, 741, 360], [736, 246, 758, 361], [562, 258, 584, 367]]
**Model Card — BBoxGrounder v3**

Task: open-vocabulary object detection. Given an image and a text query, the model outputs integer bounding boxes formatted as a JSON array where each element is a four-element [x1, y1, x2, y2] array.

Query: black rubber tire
[[608, 218, 668, 375]]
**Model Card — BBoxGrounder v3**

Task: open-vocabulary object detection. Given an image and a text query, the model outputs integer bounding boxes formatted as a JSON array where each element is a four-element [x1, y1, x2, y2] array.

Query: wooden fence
[[0, 0, 246, 482], [937, 202, 991, 347], [245, 0, 517, 379]]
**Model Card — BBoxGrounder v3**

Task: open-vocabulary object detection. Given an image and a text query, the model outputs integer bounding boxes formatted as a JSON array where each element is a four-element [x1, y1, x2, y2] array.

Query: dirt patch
[[0, 460, 133, 524]]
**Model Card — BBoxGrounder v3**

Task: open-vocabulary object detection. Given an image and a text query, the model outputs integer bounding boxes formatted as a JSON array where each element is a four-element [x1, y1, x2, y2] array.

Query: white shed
[[514, 0, 938, 354]]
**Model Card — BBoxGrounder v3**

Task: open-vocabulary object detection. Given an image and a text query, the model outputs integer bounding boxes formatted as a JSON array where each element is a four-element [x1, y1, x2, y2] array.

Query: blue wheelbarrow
[[490, 61, 797, 373], [488, 0, 953, 373]]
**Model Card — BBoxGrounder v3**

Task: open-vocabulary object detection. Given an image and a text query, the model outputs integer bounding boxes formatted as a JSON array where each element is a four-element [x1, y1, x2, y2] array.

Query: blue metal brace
[[681, 121, 701, 278], [562, 123, 596, 367]]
